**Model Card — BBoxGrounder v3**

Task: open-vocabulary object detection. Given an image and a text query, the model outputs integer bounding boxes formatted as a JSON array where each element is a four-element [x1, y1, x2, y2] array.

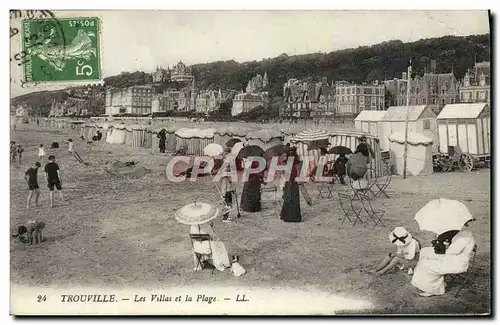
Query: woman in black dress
[[280, 155, 302, 223], [240, 161, 265, 212], [157, 129, 167, 153]]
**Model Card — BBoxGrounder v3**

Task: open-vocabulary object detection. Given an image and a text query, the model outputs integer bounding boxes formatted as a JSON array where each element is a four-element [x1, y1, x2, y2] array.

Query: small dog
[[12, 220, 46, 244], [230, 255, 246, 277]]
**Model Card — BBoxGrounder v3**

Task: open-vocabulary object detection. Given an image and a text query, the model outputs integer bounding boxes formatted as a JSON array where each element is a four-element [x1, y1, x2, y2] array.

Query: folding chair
[[349, 168, 377, 201], [316, 182, 334, 199], [373, 165, 392, 199], [337, 192, 364, 226], [445, 244, 478, 297], [359, 195, 386, 228], [189, 233, 215, 274], [261, 185, 280, 217]]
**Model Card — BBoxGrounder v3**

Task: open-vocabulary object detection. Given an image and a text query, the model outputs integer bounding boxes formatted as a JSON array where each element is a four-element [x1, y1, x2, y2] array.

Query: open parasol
[[231, 142, 245, 157], [263, 144, 294, 160], [203, 143, 224, 157], [225, 138, 242, 149], [414, 198, 474, 235], [237, 145, 264, 159], [307, 139, 330, 151], [175, 202, 220, 225], [328, 146, 353, 155]]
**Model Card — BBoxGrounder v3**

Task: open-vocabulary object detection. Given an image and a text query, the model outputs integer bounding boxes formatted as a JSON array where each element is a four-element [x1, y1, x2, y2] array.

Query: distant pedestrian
[[10, 141, 17, 163], [68, 138, 74, 154], [38, 144, 46, 161], [36, 119, 40, 127], [25, 161, 41, 209], [44, 155, 64, 208], [16, 144, 24, 164]]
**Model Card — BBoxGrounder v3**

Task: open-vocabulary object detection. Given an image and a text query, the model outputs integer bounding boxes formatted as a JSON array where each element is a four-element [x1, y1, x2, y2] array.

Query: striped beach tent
[[174, 128, 196, 153], [328, 130, 382, 178]]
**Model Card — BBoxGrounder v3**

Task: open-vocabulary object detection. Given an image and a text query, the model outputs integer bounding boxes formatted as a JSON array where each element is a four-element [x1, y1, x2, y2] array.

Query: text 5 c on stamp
[[21, 17, 101, 83]]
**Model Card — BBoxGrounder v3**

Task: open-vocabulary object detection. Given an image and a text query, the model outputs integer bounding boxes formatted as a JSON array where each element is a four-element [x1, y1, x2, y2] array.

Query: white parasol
[[203, 143, 224, 157], [414, 198, 474, 234], [175, 202, 220, 225]]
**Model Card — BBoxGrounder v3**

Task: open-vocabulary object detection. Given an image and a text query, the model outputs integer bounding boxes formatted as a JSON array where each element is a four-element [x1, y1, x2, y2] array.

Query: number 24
[[37, 295, 47, 302]]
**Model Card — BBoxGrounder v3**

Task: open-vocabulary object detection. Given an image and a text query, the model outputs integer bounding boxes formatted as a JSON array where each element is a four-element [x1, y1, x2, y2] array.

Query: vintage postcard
[[9, 10, 491, 315]]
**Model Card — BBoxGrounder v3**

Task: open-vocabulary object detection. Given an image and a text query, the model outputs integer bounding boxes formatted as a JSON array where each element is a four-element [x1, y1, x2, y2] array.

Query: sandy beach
[[10, 124, 491, 314]]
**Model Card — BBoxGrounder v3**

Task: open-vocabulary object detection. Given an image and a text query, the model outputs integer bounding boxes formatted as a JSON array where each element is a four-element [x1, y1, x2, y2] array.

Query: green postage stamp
[[21, 17, 101, 83]]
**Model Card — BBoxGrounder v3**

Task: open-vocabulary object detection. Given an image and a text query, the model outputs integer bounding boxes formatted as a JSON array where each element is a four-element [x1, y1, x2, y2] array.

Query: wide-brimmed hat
[[389, 227, 412, 246]]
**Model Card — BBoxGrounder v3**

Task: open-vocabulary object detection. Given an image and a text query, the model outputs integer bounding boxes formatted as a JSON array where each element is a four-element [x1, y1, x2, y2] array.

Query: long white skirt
[[193, 240, 230, 271], [411, 247, 469, 295]]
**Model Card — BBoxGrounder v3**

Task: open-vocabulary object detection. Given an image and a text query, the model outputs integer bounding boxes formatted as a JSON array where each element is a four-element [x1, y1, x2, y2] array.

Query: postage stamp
[[21, 17, 101, 83]]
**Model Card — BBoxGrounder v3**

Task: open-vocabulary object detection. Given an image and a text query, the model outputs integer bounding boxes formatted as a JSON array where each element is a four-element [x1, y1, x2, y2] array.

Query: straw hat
[[389, 227, 412, 246]]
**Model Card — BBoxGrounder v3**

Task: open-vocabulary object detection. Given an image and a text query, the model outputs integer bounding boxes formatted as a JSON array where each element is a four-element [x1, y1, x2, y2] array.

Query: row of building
[[101, 59, 491, 118], [281, 60, 490, 119], [105, 61, 271, 116]]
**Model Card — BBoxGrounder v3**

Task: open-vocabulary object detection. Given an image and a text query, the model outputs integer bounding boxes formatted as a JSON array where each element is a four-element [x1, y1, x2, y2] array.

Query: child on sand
[[16, 144, 24, 164], [368, 227, 420, 276], [68, 138, 74, 154], [38, 144, 46, 160], [220, 165, 236, 223], [25, 162, 41, 208], [44, 155, 64, 208]]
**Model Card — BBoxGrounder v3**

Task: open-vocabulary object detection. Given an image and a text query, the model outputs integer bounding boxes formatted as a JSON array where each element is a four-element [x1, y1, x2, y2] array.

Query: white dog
[[230, 255, 246, 277]]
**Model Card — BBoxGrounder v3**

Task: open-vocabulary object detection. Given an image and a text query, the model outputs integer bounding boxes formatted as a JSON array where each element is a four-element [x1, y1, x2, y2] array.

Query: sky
[[10, 10, 490, 97]]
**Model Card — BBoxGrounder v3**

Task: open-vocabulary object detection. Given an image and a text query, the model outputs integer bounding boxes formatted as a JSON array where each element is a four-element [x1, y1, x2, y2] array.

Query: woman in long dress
[[190, 222, 231, 272], [280, 155, 302, 223], [411, 220, 476, 297], [157, 129, 167, 153], [240, 161, 265, 212]]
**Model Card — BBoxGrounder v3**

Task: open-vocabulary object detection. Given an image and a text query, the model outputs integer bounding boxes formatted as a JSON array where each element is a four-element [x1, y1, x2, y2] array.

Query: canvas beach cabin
[[354, 110, 386, 138], [436, 103, 490, 164], [380, 105, 438, 152]]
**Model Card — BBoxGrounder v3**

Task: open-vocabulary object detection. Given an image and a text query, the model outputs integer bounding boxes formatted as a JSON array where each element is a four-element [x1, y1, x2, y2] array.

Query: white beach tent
[[380, 105, 438, 152], [436, 103, 490, 156], [354, 110, 386, 138], [389, 132, 433, 176]]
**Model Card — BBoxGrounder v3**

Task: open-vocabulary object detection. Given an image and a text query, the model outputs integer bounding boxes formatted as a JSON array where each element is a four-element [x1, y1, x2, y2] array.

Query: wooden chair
[[445, 244, 478, 297], [189, 233, 214, 273], [337, 192, 364, 226]]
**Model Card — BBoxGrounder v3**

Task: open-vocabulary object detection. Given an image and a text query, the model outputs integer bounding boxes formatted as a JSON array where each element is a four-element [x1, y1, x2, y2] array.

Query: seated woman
[[190, 222, 231, 272], [411, 219, 476, 297], [332, 153, 349, 185], [346, 144, 370, 181]]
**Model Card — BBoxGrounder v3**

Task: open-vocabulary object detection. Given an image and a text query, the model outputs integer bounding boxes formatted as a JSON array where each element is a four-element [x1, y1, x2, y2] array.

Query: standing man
[[44, 155, 64, 208], [25, 161, 41, 208]]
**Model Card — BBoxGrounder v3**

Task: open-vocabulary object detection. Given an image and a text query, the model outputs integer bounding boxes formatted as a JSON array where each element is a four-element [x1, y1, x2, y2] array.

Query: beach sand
[[10, 124, 491, 314]]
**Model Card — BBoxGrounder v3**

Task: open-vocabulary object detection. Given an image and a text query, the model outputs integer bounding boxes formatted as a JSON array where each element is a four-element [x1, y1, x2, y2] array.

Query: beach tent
[[174, 128, 197, 153], [380, 105, 438, 152], [213, 126, 248, 146], [389, 132, 433, 176], [354, 110, 386, 138], [125, 125, 134, 146], [436, 103, 490, 156], [328, 130, 383, 178], [106, 124, 127, 144], [245, 128, 283, 151]]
